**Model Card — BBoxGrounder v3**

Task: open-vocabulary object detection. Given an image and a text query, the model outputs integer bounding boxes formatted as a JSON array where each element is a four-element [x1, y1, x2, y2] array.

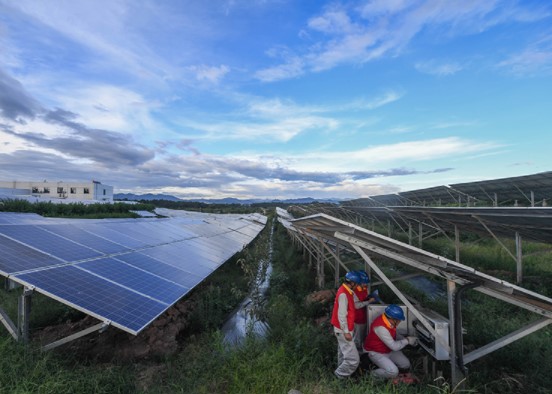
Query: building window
[[83, 188, 90, 194], [103, 189, 106, 195], [32, 187, 39, 193], [70, 187, 76, 194], [57, 187, 64, 193], [43, 187, 50, 193]]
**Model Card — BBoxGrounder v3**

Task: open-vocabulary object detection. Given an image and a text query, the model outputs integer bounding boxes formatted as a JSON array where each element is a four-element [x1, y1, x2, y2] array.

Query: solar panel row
[[0, 211, 266, 334], [345, 171, 552, 207]]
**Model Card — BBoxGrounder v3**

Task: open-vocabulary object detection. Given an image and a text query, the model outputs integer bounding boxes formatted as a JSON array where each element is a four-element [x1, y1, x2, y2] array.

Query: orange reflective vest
[[364, 314, 396, 353], [331, 284, 355, 332], [353, 286, 368, 324]]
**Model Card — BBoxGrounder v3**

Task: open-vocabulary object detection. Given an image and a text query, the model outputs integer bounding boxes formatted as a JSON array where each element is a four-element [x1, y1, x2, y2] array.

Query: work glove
[[407, 336, 418, 346]]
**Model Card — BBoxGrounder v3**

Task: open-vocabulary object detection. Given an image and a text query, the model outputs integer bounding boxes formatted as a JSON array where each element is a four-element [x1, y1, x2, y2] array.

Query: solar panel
[[15, 265, 167, 334], [77, 258, 188, 304], [0, 225, 103, 262], [39, 224, 130, 255], [114, 252, 204, 289], [0, 235, 63, 275]]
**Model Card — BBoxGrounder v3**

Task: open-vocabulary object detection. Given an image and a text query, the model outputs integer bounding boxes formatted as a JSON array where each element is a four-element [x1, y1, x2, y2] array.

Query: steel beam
[[43, 322, 110, 351], [463, 318, 552, 364], [0, 306, 18, 340]]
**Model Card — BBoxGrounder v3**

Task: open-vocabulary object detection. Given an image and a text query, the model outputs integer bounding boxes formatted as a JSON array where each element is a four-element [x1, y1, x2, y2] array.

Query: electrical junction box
[[367, 305, 454, 361]]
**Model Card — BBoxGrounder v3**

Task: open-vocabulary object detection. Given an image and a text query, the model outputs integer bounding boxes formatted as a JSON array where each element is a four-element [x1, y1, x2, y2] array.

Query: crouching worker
[[363, 304, 418, 380], [331, 271, 362, 379]]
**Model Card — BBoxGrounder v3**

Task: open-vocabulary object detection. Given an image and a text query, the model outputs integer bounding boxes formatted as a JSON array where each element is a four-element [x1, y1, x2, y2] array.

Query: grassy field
[[1, 210, 551, 393]]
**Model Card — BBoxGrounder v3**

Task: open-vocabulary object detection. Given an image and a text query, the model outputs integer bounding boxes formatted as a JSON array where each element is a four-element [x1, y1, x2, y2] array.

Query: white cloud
[[254, 57, 304, 82], [190, 65, 230, 83], [415, 61, 463, 76], [291, 137, 499, 172], [498, 35, 552, 76], [257, 0, 547, 80]]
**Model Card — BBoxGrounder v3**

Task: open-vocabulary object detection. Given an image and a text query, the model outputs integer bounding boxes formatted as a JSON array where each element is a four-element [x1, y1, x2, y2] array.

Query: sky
[[0, 0, 551, 200]]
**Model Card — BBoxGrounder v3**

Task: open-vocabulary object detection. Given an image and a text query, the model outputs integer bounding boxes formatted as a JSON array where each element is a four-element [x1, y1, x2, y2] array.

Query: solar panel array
[[0, 211, 266, 334], [345, 171, 552, 207]]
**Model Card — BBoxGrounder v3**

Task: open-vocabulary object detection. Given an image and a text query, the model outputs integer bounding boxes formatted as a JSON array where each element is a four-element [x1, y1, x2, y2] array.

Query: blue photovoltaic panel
[[140, 246, 213, 277], [39, 225, 130, 255], [77, 258, 189, 304], [78, 223, 147, 249], [114, 252, 204, 289], [0, 234, 62, 274], [0, 212, 45, 224], [0, 225, 102, 262], [14, 265, 167, 334]]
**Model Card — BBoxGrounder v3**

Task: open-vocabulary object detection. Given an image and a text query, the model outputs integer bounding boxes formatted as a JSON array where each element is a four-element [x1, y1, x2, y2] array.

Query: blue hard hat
[[357, 270, 370, 284], [345, 271, 361, 284], [384, 304, 405, 321]]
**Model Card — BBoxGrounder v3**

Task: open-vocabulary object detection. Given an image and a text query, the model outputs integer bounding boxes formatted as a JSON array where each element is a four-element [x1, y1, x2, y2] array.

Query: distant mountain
[[114, 193, 182, 202], [114, 193, 342, 205]]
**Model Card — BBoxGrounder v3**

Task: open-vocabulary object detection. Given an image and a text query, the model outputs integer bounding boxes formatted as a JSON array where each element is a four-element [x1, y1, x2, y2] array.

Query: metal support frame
[[43, 322, 110, 351], [473, 215, 524, 283], [350, 244, 438, 339]]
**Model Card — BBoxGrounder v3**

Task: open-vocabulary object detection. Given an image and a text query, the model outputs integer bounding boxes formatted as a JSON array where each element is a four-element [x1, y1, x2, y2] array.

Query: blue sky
[[0, 0, 551, 200]]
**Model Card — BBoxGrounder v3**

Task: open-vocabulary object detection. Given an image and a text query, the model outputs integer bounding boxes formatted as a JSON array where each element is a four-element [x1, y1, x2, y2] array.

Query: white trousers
[[334, 330, 360, 377], [367, 350, 410, 379]]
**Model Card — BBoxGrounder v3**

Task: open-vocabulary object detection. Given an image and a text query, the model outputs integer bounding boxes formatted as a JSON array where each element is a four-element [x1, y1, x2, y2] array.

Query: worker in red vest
[[363, 304, 418, 380], [331, 271, 362, 379], [352, 270, 376, 350]]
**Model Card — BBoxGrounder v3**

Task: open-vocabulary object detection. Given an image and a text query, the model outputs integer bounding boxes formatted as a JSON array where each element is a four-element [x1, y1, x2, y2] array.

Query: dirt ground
[[34, 295, 197, 362]]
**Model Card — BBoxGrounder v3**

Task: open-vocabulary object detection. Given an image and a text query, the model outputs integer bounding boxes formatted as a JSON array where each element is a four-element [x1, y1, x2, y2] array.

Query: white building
[[0, 180, 114, 202]]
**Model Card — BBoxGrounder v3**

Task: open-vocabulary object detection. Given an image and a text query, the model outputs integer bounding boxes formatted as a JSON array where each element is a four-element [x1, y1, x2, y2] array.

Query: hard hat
[[357, 270, 370, 284], [384, 304, 405, 321], [344, 271, 361, 284]]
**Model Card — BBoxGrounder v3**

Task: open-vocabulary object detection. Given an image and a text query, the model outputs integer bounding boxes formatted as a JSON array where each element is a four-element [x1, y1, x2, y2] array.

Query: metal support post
[[18, 287, 33, 343], [455, 225, 460, 263], [515, 232, 523, 284], [317, 240, 325, 289], [447, 280, 463, 388], [335, 244, 340, 287], [408, 222, 412, 245], [418, 222, 423, 248]]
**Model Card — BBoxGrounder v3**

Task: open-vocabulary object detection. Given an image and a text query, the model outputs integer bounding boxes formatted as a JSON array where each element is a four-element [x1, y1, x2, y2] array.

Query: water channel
[[221, 220, 274, 345]]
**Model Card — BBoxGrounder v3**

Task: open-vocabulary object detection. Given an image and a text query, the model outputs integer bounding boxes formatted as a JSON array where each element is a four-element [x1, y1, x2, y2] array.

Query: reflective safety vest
[[331, 284, 355, 332], [364, 314, 395, 353], [353, 287, 368, 324]]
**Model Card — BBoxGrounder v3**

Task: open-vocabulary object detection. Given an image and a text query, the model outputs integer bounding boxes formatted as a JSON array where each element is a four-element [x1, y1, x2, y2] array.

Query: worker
[[363, 304, 418, 380], [331, 271, 362, 379], [352, 270, 376, 350]]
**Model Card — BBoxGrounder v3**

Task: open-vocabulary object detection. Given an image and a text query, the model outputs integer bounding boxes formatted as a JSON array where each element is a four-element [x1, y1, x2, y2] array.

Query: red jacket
[[364, 314, 395, 353], [331, 284, 355, 332], [353, 286, 368, 324]]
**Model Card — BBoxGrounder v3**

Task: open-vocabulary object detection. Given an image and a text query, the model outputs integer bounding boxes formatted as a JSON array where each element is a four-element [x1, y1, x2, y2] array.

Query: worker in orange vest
[[352, 270, 376, 350], [331, 271, 362, 379], [363, 304, 418, 380]]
